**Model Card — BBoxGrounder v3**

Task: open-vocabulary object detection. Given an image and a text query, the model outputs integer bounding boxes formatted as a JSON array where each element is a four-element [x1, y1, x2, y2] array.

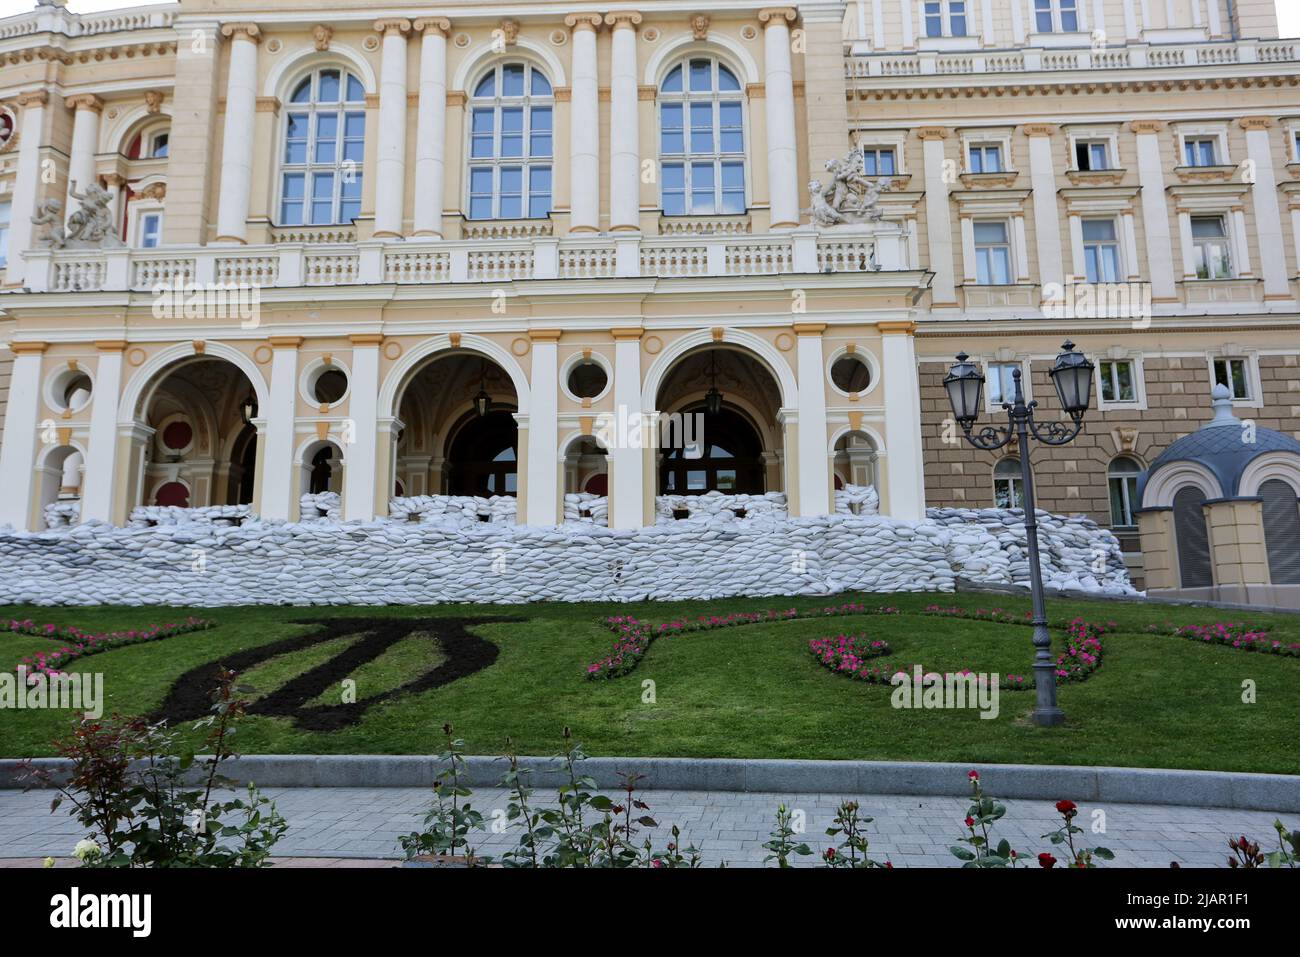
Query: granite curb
[[3, 756, 1296, 812]]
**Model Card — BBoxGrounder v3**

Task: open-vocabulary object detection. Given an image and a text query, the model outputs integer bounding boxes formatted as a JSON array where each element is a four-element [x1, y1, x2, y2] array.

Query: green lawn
[[2, 592, 1298, 774]]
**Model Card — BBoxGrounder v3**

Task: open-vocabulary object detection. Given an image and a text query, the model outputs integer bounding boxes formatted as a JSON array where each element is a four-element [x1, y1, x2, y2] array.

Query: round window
[[831, 354, 872, 393], [313, 368, 349, 404], [567, 361, 608, 399], [161, 420, 194, 452]]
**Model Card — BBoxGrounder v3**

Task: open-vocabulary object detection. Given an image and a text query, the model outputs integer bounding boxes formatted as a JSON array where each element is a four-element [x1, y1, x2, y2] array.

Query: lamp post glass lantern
[[943, 340, 1094, 727]]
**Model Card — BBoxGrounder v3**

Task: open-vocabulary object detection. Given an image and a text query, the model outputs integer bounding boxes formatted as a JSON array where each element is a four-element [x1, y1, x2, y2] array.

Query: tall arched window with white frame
[[278, 68, 366, 226], [466, 62, 554, 221], [658, 56, 747, 217]]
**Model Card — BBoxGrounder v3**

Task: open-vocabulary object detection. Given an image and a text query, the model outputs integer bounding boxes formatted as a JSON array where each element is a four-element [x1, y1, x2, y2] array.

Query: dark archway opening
[[446, 409, 519, 497], [660, 406, 764, 495]]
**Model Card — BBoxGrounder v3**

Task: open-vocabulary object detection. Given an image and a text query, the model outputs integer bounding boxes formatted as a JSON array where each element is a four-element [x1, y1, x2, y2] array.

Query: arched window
[[659, 56, 746, 216], [660, 407, 764, 494], [993, 457, 1024, 509], [1260, 478, 1300, 585], [467, 62, 554, 220], [279, 68, 366, 226], [1107, 455, 1142, 527]]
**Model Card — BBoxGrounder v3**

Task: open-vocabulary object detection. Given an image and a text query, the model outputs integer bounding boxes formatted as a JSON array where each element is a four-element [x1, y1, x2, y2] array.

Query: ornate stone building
[[0, 0, 1298, 591]]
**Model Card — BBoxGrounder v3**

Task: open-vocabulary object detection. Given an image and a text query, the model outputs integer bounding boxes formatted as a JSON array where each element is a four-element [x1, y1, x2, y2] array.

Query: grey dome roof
[[1139, 385, 1300, 502]]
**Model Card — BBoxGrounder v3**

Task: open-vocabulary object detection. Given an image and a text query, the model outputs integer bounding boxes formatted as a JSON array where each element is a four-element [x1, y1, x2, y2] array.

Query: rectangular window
[[498, 166, 523, 220], [468, 167, 494, 220], [973, 221, 1012, 285], [1191, 215, 1233, 279], [968, 144, 1003, 173], [1075, 140, 1110, 171], [139, 212, 162, 249], [689, 102, 714, 154], [530, 108, 552, 158], [1294, 131, 1300, 163], [470, 108, 495, 159], [719, 102, 744, 153], [721, 162, 746, 214], [280, 172, 305, 226], [994, 471, 1024, 509], [986, 362, 1021, 405], [340, 172, 361, 223], [1035, 0, 1078, 33], [310, 172, 334, 224], [925, 1, 943, 37], [861, 147, 896, 176], [528, 166, 552, 219], [691, 161, 716, 215], [1184, 138, 1218, 167], [660, 104, 684, 155], [662, 163, 686, 216], [313, 113, 338, 164], [1213, 357, 1251, 400], [284, 113, 309, 164], [1082, 219, 1121, 283], [0, 200, 10, 268], [1099, 359, 1137, 403], [925, 1, 967, 37]]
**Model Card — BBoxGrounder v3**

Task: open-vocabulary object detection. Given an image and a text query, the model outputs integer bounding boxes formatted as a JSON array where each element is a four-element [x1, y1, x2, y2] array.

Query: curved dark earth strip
[[151, 616, 521, 731]]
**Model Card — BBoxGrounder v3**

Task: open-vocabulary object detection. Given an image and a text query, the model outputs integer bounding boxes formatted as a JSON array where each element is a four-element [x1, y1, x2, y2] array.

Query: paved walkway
[[2, 786, 1290, 867]]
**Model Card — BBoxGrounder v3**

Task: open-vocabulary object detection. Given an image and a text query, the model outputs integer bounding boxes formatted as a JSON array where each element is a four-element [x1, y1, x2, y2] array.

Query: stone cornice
[[876, 320, 917, 335], [65, 93, 104, 113], [564, 13, 604, 31], [94, 339, 128, 352], [220, 23, 261, 43], [850, 74, 1300, 101], [793, 322, 827, 336], [528, 329, 564, 342], [610, 327, 643, 341], [349, 333, 385, 347], [8, 341, 48, 355], [373, 18, 412, 36]]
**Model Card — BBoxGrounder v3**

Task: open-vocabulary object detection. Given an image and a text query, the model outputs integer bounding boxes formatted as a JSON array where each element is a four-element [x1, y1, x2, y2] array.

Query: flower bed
[[806, 611, 1109, 690], [585, 603, 898, 679], [1147, 621, 1300, 658], [10, 617, 215, 678]]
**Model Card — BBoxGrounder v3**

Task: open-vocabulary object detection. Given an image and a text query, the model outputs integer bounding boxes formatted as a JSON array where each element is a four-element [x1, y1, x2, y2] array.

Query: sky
[[0, 0, 1296, 37]]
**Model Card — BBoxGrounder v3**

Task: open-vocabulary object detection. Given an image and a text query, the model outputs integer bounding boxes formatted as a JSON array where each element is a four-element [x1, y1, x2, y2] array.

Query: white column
[[1241, 120, 1291, 299], [1206, 0, 1222, 36], [566, 14, 602, 233], [1176, 210, 1197, 278], [881, 325, 925, 521], [607, 13, 642, 232], [215, 23, 260, 242], [1092, 0, 1107, 38], [795, 325, 830, 516], [761, 8, 801, 228], [872, 0, 886, 47], [1122, 0, 1139, 38], [900, 0, 914, 46], [1025, 126, 1065, 292], [959, 217, 977, 282], [0, 345, 44, 531], [5, 91, 47, 285], [342, 336, 380, 521], [981, 0, 996, 44], [64, 94, 103, 226], [1013, 214, 1031, 281], [1133, 122, 1177, 296], [610, 330, 644, 529], [1121, 211, 1140, 279], [79, 342, 125, 523], [1230, 207, 1253, 277], [1068, 213, 1086, 278], [413, 18, 450, 238], [373, 18, 412, 238], [525, 333, 560, 526], [1011, 0, 1026, 43], [260, 337, 299, 521], [921, 129, 956, 305]]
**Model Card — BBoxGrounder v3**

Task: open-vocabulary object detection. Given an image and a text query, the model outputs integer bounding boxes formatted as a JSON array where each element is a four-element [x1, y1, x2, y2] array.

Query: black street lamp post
[[942, 340, 1095, 727]]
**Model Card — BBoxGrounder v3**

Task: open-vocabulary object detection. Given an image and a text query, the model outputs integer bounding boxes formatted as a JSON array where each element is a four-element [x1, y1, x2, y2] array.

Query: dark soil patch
[[151, 616, 521, 731]]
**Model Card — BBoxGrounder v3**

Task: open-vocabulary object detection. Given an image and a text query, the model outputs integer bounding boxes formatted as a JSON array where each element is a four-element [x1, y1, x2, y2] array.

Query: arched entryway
[[562, 435, 608, 495], [832, 430, 879, 491], [395, 352, 520, 498], [130, 356, 262, 510], [653, 346, 784, 495]]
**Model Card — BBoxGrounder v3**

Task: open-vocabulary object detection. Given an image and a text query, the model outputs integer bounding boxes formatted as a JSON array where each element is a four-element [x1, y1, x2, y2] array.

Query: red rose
[[965, 816, 975, 827], [1055, 800, 1077, 816], [1038, 853, 1057, 868], [968, 770, 980, 781]]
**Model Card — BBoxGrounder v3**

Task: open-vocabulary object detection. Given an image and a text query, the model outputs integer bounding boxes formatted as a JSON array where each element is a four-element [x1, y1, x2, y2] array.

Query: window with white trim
[[923, 1, 968, 38], [973, 220, 1013, 285], [860, 146, 896, 176], [967, 142, 1003, 173], [138, 212, 162, 249], [1099, 359, 1137, 403], [1212, 357, 1251, 400], [1292, 129, 1300, 163], [1074, 139, 1111, 171], [986, 361, 1021, 405], [1083, 218, 1122, 283], [1034, 0, 1079, 33], [1191, 215, 1233, 279], [279, 68, 365, 226], [1183, 137, 1219, 167], [994, 457, 1025, 509], [0, 200, 10, 268], [468, 62, 554, 220], [149, 132, 169, 159], [660, 57, 746, 216], [1108, 456, 1142, 527]]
